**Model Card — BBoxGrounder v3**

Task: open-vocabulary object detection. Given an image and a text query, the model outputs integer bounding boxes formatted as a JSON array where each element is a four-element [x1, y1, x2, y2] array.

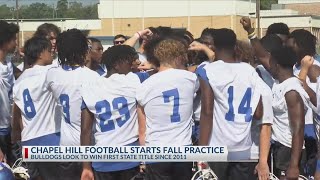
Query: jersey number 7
[[162, 88, 181, 123], [225, 86, 253, 122]]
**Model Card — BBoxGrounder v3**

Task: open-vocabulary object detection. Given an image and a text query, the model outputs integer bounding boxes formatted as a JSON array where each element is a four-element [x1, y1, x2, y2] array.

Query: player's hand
[[137, 29, 153, 39], [240, 17, 254, 33], [81, 168, 94, 180], [301, 55, 314, 70], [285, 165, 299, 180], [138, 61, 155, 71], [189, 41, 207, 51], [254, 162, 269, 180]]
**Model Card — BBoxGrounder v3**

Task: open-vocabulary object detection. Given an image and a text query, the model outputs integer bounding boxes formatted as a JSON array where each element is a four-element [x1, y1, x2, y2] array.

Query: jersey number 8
[[95, 97, 131, 132], [23, 89, 36, 119]]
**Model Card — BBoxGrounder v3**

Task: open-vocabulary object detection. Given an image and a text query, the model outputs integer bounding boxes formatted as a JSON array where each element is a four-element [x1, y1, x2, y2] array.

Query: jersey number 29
[[95, 97, 131, 132], [225, 86, 253, 122]]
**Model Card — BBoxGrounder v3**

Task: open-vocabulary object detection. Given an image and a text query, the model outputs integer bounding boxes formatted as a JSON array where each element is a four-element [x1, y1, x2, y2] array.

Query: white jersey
[[250, 80, 274, 159], [193, 61, 210, 122], [271, 77, 309, 148], [0, 57, 14, 130], [13, 65, 61, 142], [46, 65, 99, 146], [136, 69, 198, 146], [199, 60, 262, 152], [256, 65, 274, 89], [293, 61, 320, 126], [81, 73, 143, 146]]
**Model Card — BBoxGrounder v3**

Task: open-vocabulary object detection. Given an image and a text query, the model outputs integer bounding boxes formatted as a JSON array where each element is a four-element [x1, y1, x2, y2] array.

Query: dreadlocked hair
[[57, 28, 88, 66]]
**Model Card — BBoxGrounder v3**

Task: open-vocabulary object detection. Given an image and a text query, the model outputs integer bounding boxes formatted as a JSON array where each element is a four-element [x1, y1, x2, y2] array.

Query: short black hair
[[88, 37, 101, 44], [113, 34, 127, 41], [260, 34, 283, 53], [213, 28, 237, 51], [266, 23, 290, 36], [24, 37, 51, 66], [34, 23, 60, 38], [271, 46, 298, 68], [0, 20, 19, 48], [289, 29, 317, 57], [102, 45, 137, 71], [200, 28, 216, 38], [57, 29, 88, 66]]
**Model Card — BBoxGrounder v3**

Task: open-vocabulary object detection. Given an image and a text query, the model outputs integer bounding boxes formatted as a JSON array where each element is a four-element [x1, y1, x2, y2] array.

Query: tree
[[261, 0, 278, 10], [20, 3, 53, 19], [57, 0, 68, 18], [0, 5, 13, 19]]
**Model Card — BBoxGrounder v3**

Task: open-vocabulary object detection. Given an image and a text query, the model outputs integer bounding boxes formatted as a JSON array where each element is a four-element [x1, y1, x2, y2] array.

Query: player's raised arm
[[299, 55, 317, 107], [124, 29, 153, 47], [285, 90, 305, 180], [240, 17, 271, 71], [188, 41, 215, 62], [80, 107, 94, 180], [199, 78, 213, 146]]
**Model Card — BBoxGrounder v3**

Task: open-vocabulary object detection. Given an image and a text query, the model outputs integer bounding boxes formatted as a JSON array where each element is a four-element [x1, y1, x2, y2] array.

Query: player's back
[[200, 60, 262, 151], [81, 72, 142, 146], [136, 69, 198, 146], [13, 65, 61, 145], [46, 65, 99, 146]]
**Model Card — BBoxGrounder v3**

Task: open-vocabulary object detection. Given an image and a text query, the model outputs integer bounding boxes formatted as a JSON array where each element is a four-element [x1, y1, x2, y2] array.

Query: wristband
[[248, 30, 256, 37], [316, 159, 320, 172], [249, 34, 257, 40], [136, 32, 142, 38]]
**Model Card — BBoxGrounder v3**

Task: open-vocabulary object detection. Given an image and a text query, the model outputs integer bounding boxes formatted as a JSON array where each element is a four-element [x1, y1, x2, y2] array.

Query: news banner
[[22, 146, 228, 162]]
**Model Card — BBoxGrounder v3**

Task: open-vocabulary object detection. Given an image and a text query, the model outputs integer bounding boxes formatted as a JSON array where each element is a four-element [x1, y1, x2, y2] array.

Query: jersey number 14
[[225, 86, 253, 122]]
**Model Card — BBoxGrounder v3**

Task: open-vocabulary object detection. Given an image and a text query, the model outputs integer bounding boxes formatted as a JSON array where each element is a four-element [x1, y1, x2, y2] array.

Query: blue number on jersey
[[59, 94, 71, 124], [162, 88, 181, 123], [225, 86, 253, 122], [95, 97, 131, 132], [22, 89, 36, 119]]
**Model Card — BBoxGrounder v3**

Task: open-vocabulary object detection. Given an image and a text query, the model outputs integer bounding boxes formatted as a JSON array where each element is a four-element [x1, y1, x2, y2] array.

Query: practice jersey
[[0, 57, 15, 132], [256, 65, 274, 89], [197, 60, 262, 152], [96, 64, 107, 77], [193, 61, 210, 122], [136, 69, 198, 146], [81, 72, 148, 146], [250, 80, 274, 159], [13, 65, 61, 144], [46, 65, 100, 146], [271, 77, 309, 148]]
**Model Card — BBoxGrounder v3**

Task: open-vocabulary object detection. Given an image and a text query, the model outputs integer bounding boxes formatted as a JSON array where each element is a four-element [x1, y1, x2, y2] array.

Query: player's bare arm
[[285, 90, 305, 180], [80, 108, 95, 180], [240, 17, 271, 71], [199, 78, 213, 146], [188, 41, 215, 62], [124, 29, 153, 47], [137, 104, 146, 146], [255, 123, 271, 180], [253, 97, 263, 120], [11, 103, 22, 144], [299, 55, 317, 106]]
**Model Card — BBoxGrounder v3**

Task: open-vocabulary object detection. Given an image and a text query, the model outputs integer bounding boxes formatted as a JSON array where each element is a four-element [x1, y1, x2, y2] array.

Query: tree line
[[0, 0, 98, 19]]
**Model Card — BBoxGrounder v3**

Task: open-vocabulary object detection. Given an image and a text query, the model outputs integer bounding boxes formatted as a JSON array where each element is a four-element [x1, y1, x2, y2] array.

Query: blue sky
[[0, 0, 99, 7]]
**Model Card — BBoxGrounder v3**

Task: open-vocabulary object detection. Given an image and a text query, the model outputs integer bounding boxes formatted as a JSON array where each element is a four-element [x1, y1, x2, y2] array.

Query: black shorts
[[272, 141, 307, 178], [145, 162, 193, 180], [208, 162, 257, 180], [94, 166, 139, 180], [0, 134, 15, 164], [27, 162, 61, 180], [58, 162, 82, 180]]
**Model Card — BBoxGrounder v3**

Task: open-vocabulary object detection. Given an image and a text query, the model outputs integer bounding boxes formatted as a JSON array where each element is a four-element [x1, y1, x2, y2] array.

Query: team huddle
[[0, 15, 320, 180]]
